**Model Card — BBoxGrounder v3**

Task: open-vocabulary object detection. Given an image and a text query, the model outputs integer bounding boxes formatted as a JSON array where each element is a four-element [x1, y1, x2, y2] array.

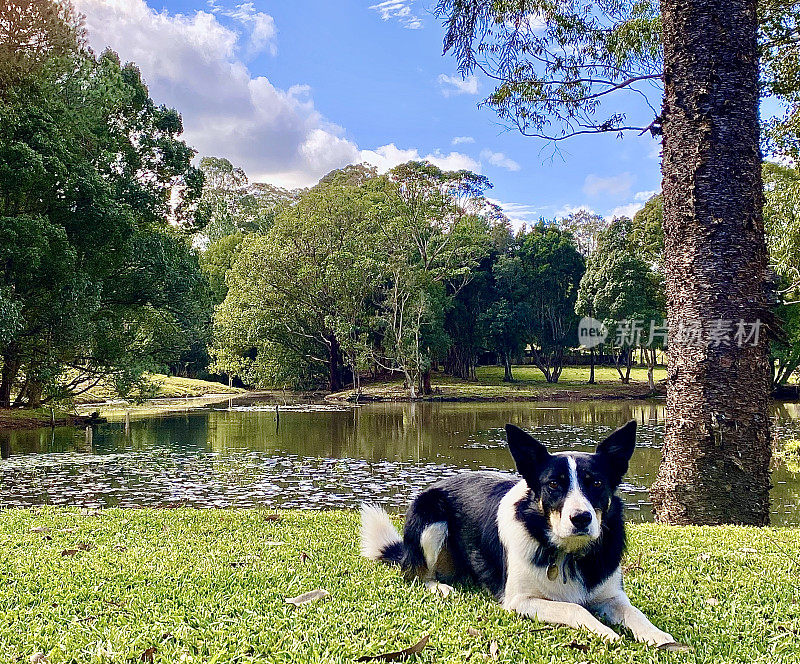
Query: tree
[[444, 216, 514, 380], [558, 210, 609, 257], [577, 218, 665, 385], [194, 156, 297, 241], [0, 6, 206, 407], [211, 166, 385, 391], [651, 0, 770, 524], [375, 162, 492, 396], [436, 0, 773, 524], [495, 224, 585, 383]]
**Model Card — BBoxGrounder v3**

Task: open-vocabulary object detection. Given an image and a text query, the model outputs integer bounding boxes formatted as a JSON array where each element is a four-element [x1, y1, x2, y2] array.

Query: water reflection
[[1, 399, 798, 524]]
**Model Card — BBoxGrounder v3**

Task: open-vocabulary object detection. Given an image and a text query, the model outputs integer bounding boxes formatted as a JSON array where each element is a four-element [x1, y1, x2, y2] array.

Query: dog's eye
[[593, 479, 603, 487], [547, 480, 560, 490]]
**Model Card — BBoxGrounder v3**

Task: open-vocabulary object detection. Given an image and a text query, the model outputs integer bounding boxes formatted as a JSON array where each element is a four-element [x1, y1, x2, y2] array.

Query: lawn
[[75, 374, 245, 404], [331, 365, 667, 402], [1, 508, 797, 663]]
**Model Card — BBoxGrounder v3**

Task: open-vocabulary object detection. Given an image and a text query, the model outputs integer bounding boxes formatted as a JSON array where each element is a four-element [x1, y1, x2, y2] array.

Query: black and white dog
[[361, 421, 682, 647]]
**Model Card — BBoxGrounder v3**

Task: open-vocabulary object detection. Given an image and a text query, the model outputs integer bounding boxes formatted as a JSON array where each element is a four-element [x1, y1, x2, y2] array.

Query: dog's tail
[[360, 504, 404, 565]]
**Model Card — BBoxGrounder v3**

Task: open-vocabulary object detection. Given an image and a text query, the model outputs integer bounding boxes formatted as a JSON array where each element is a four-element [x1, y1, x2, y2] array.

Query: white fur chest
[[496, 480, 621, 607]]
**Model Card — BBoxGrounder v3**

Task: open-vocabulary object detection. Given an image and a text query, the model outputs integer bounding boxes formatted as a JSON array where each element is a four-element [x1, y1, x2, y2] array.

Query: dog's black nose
[[570, 511, 592, 530]]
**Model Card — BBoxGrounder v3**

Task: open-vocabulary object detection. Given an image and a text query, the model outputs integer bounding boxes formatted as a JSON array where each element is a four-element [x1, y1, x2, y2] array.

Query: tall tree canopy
[[0, 0, 208, 405]]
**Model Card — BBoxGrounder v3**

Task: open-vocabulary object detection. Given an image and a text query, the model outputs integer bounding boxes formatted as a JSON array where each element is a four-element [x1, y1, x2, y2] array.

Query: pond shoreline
[[326, 385, 666, 403], [0, 386, 667, 430]]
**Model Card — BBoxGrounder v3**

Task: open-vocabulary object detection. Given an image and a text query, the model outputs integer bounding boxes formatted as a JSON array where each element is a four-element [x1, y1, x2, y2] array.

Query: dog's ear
[[595, 420, 637, 485], [505, 424, 550, 491]]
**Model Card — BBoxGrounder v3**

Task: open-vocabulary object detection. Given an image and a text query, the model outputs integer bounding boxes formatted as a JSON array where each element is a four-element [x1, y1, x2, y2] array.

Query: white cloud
[[359, 144, 480, 173], [504, 12, 547, 35], [369, 1, 423, 29], [606, 203, 642, 219], [555, 204, 596, 218], [634, 189, 658, 202], [74, 0, 490, 189], [488, 198, 543, 230], [480, 149, 521, 172], [218, 2, 277, 58], [452, 136, 475, 145], [438, 73, 479, 97], [76, 0, 364, 188], [647, 140, 662, 160], [582, 172, 634, 198], [606, 189, 660, 220]]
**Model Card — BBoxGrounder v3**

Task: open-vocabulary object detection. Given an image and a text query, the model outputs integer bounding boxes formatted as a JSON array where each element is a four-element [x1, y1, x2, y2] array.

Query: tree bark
[[328, 334, 344, 392], [588, 348, 596, 384], [651, 0, 771, 524], [502, 352, 514, 382], [0, 353, 21, 408]]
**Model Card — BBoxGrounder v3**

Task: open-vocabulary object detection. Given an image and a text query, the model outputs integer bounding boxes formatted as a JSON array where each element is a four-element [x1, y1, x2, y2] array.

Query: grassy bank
[[0, 407, 86, 430], [1, 375, 247, 430], [75, 374, 245, 404], [331, 365, 667, 402], [1, 508, 797, 663]]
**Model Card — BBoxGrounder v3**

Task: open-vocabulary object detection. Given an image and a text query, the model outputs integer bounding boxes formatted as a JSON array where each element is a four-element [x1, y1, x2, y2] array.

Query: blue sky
[[75, 0, 665, 226]]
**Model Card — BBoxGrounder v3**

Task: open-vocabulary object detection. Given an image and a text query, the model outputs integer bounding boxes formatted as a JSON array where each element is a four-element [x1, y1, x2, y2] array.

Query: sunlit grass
[[475, 364, 667, 386], [0, 508, 796, 663], [75, 373, 244, 404], [332, 365, 666, 401]]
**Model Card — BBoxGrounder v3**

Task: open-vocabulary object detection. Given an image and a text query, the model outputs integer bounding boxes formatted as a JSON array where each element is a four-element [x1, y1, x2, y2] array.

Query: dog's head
[[505, 421, 636, 552]]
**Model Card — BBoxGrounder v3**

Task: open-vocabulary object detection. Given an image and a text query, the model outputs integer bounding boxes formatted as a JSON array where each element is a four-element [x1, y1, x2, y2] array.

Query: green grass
[[1, 509, 798, 663], [475, 364, 666, 386], [75, 374, 244, 404], [0, 407, 80, 430], [333, 365, 666, 401]]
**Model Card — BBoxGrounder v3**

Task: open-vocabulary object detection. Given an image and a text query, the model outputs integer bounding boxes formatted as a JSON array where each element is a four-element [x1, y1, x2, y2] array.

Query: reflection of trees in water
[[2, 400, 798, 524]]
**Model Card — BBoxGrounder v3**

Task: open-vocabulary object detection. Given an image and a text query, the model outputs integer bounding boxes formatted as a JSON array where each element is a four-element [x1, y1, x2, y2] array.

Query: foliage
[[211, 162, 495, 395], [492, 224, 585, 382], [195, 156, 297, 241], [0, 5, 208, 406], [629, 194, 664, 269], [760, 0, 800, 160], [577, 218, 664, 383], [559, 210, 609, 257], [435, 0, 800, 157]]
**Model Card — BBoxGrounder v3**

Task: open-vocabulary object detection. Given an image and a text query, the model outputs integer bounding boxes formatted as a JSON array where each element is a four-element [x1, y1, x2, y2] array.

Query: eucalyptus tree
[[436, 0, 774, 524], [558, 210, 609, 257], [375, 162, 493, 397], [211, 166, 385, 391]]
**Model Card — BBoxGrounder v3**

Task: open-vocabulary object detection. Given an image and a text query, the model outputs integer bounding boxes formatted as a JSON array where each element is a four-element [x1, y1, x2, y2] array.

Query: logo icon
[[578, 317, 608, 349]]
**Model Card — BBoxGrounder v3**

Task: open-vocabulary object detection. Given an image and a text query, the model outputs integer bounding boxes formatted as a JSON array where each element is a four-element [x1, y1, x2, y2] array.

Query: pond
[[1, 397, 799, 524]]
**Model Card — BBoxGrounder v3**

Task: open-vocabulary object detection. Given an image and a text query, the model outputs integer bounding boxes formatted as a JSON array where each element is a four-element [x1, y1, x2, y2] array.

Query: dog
[[360, 420, 683, 648]]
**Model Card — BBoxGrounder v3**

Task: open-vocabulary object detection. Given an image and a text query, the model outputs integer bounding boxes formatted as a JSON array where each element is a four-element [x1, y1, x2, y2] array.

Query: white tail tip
[[360, 503, 401, 560]]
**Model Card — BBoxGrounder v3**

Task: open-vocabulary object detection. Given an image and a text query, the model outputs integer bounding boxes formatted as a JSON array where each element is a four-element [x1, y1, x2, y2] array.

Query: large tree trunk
[[651, 0, 771, 524]]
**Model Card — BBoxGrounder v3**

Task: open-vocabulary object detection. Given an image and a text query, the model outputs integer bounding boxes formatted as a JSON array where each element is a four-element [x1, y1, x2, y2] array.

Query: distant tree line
[[3, 0, 800, 406]]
